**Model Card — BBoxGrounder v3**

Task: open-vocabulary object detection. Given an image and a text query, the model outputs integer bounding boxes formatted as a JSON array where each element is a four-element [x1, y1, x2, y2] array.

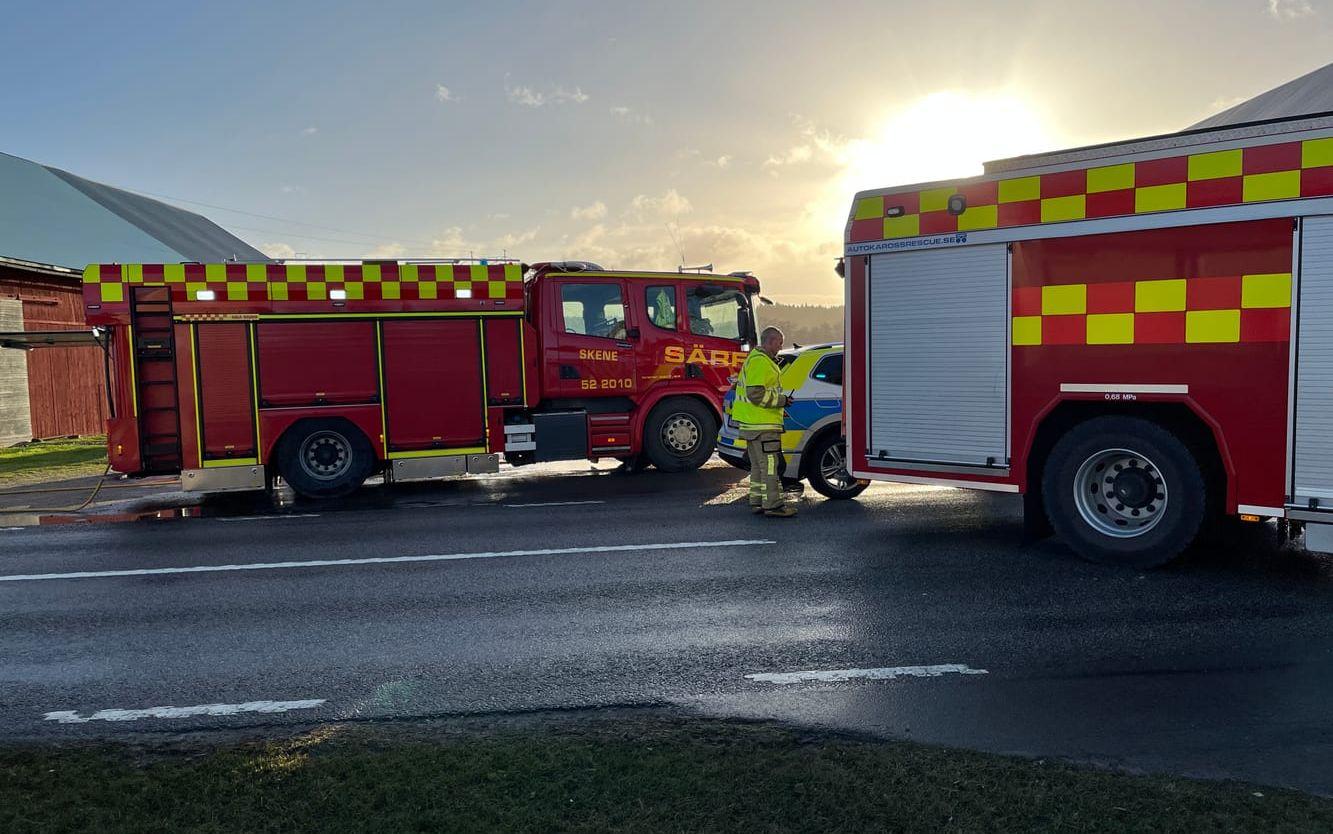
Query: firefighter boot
[[764, 505, 798, 518]]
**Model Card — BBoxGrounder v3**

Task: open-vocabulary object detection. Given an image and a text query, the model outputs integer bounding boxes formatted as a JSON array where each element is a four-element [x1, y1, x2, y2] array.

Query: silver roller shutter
[[1294, 215, 1333, 504], [867, 244, 1009, 467]]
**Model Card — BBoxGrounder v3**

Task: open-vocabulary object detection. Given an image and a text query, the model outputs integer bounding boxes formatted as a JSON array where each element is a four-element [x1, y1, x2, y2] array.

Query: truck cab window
[[561, 283, 627, 340], [646, 285, 677, 330], [688, 289, 746, 340]]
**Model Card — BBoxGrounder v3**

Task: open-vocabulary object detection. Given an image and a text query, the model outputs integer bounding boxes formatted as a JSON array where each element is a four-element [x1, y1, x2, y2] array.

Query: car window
[[646, 285, 677, 330], [561, 283, 627, 340], [811, 353, 843, 386], [687, 289, 745, 339]]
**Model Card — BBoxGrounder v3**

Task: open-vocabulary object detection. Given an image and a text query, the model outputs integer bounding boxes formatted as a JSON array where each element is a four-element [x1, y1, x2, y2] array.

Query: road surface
[[3, 461, 1332, 794]]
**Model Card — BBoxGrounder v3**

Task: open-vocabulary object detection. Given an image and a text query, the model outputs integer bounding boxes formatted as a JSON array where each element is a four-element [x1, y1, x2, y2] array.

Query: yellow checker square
[[883, 214, 920, 238], [163, 264, 186, 283], [400, 264, 419, 283], [125, 264, 144, 284], [1086, 313, 1134, 345], [418, 281, 438, 300], [381, 282, 401, 300], [1136, 279, 1187, 312], [1135, 183, 1187, 213], [268, 283, 289, 301], [1012, 316, 1042, 346], [1041, 195, 1086, 223], [854, 195, 884, 220], [1087, 163, 1135, 193], [1187, 149, 1242, 181], [205, 263, 227, 284], [1243, 170, 1300, 202], [83, 265, 99, 284], [919, 187, 956, 213], [1186, 309, 1240, 343], [226, 283, 249, 301], [99, 283, 124, 303], [1241, 273, 1292, 308], [957, 204, 998, 231], [1304, 137, 1333, 169], [325, 265, 345, 284], [504, 262, 523, 281], [363, 264, 382, 283], [488, 280, 506, 298], [999, 176, 1040, 204], [454, 280, 472, 296], [470, 264, 489, 283], [246, 263, 267, 284], [306, 282, 327, 301], [286, 264, 306, 283], [1042, 283, 1087, 316], [344, 282, 365, 300], [185, 281, 208, 300]]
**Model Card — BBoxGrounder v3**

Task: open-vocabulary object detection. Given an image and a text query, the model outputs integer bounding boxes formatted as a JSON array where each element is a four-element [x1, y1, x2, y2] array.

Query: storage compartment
[[1294, 214, 1333, 506], [194, 323, 256, 459], [483, 318, 525, 406], [534, 411, 588, 462], [381, 319, 485, 451], [256, 321, 379, 407]]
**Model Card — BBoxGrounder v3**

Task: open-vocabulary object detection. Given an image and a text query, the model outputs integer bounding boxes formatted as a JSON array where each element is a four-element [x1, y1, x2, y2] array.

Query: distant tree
[[755, 303, 844, 347]]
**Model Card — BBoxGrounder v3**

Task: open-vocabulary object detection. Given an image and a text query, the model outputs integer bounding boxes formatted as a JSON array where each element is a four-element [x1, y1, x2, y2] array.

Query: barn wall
[[0, 298, 32, 445], [0, 265, 108, 440]]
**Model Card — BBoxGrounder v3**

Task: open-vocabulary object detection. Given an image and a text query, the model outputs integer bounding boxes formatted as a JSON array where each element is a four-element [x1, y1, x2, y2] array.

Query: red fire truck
[[843, 113, 1333, 566], [81, 260, 759, 498]]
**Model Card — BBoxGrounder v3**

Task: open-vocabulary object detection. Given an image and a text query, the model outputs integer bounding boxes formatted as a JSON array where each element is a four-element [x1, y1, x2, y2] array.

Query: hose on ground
[[0, 464, 113, 514]]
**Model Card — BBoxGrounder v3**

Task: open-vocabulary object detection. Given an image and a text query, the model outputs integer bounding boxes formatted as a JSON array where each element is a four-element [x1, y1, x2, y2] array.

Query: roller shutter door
[[1294, 215, 1333, 504]]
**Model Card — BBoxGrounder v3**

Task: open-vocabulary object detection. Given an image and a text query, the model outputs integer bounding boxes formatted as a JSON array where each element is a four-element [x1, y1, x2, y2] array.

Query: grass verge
[[0, 438, 106, 487], [3, 714, 1331, 833]]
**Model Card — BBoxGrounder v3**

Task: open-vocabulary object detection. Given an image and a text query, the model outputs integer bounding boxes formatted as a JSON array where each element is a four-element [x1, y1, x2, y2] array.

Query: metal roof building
[[1191, 61, 1333, 131]]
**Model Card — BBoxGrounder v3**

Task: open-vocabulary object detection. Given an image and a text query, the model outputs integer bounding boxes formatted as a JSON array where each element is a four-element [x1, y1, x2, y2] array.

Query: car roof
[[779, 342, 841, 358]]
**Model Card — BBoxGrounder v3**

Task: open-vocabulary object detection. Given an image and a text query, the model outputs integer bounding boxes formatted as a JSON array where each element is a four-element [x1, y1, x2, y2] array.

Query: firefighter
[[734, 326, 796, 518]]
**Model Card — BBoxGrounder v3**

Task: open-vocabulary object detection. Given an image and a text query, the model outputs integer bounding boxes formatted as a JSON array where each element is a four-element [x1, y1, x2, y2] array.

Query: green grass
[[3, 715, 1330, 833], [0, 438, 106, 486]]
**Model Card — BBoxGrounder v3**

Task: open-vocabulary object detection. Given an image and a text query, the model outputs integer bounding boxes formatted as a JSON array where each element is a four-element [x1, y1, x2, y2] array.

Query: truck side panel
[[482, 318, 524, 407], [256, 321, 379, 407], [194, 323, 258, 462], [381, 319, 486, 451]]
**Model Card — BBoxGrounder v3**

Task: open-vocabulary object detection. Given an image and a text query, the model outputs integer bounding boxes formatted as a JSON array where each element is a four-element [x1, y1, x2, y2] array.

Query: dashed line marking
[[44, 699, 327, 724], [745, 664, 988, 685], [217, 513, 321, 523], [0, 539, 776, 583], [503, 500, 606, 508]]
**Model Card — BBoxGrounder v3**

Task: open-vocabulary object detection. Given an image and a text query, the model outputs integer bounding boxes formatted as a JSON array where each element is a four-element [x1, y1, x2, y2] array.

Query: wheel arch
[[632, 386, 723, 443], [270, 415, 381, 478], [798, 415, 844, 478]]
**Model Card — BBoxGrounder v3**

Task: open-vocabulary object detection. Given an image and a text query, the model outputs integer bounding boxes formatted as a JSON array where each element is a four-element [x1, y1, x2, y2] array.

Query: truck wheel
[[278, 419, 375, 499], [1042, 416, 1207, 568], [805, 432, 866, 500], [643, 399, 717, 472]]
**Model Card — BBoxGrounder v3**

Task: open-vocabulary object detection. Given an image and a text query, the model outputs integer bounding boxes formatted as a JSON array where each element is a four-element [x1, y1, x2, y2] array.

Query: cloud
[[260, 242, 298, 259], [435, 84, 457, 103], [762, 115, 849, 174], [571, 200, 608, 221], [300, 126, 318, 136], [279, 185, 304, 194], [368, 243, 408, 258], [610, 105, 654, 125], [1267, 0, 1315, 18], [629, 189, 693, 219], [505, 81, 589, 107], [713, 155, 733, 169]]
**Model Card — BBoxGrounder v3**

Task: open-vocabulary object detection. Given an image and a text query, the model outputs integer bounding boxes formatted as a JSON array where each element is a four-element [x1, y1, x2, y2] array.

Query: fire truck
[[843, 112, 1333, 566], [81, 260, 759, 498]]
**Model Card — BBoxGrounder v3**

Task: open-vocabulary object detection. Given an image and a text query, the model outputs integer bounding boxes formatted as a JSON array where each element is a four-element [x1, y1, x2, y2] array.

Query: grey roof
[[1191, 61, 1333, 130], [0, 151, 268, 273]]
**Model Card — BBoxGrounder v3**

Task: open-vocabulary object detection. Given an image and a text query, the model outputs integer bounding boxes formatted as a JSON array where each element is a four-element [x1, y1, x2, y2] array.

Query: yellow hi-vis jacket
[[731, 350, 785, 431]]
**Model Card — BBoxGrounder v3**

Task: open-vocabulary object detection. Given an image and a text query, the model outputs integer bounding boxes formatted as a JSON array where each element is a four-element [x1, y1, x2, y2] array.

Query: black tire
[[642, 398, 717, 473], [1042, 416, 1207, 568], [277, 419, 376, 499], [720, 450, 751, 471], [804, 431, 867, 500]]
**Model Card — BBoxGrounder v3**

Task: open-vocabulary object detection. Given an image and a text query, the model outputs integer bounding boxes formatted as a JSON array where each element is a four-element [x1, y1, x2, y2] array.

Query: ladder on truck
[[129, 286, 183, 474]]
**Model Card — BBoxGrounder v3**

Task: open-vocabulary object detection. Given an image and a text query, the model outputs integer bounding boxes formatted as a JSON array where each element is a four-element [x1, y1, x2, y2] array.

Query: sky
[[2, 0, 1331, 304]]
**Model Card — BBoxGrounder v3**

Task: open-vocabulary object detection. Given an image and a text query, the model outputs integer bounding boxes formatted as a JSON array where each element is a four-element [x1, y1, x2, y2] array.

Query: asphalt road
[[3, 460, 1332, 794]]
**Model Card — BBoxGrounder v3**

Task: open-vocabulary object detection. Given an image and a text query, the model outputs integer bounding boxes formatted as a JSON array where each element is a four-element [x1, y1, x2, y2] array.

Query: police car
[[717, 343, 866, 500]]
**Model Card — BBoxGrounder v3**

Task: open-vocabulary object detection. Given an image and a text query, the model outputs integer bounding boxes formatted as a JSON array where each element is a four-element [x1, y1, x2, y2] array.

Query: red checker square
[[957, 180, 998, 205], [1186, 177, 1242, 208], [99, 263, 120, 281], [266, 263, 287, 280], [883, 190, 920, 216], [168, 286, 188, 301], [1012, 286, 1043, 316], [919, 211, 957, 234], [184, 263, 206, 281], [1135, 311, 1186, 344], [225, 263, 247, 281], [1086, 281, 1136, 314], [998, 200, 1041, 227], [286, 283, 308, 301], [305, 264, 325, 282], [364, 283, 383, 301], [1135, 156, 1188, 187], [1041, 169, 1086, 199], [1186, 276, 1241, 310], [1241, 307, 1291, 342], [1243, 142, 1302, 175], [507, 282, 524, 299], [1302, 166, 1333, 197], [344, 264, 363, 282], [1043, 315, 1086, 345], [380, 262, 399, 281], [141, 264, 164, 281], [850, 218, 882, 242], [1086, 189, 1135, 218], [490, 264, 510, 280]]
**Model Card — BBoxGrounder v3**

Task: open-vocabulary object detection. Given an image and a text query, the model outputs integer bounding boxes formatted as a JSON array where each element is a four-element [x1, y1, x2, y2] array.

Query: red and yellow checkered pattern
[[1012, 273, 1292, 346], [83, 262, 525, 305], [850, 137, 1333, 243]]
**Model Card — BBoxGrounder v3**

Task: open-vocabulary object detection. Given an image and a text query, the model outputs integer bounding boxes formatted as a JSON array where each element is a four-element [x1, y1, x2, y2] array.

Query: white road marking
[[503, 500, 605, 508], [217, 513, 321, 523], [745, 664, 988, 685], [44, 699, 326, 724], [0, 539, 775, 583], [0, 527, 22, 532]]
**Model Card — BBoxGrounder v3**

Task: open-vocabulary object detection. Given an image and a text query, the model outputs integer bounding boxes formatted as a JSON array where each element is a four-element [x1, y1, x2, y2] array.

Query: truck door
[[680, 284, 752, 393], [546, 278, 638, 400], [1293, 215, 1333, 507]]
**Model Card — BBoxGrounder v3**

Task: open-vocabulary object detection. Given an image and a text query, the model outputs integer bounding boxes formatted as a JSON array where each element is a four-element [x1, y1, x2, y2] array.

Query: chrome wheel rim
[[819, 440, 856, 491], [1073, 447, 1167, 538], [300, 430, 353, 481], [662, 413, 701, 455]]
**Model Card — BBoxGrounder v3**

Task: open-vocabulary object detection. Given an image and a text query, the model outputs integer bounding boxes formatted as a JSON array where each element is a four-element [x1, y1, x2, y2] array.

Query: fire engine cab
[[844, 112, 1333, 566], [81, 260, 759, 498]]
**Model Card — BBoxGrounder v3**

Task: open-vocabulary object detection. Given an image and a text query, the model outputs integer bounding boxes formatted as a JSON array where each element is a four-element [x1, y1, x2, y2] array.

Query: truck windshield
[[687, 289, 748, 340]]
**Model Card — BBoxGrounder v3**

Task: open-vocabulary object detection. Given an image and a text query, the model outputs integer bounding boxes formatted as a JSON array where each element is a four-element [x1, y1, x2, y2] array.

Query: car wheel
[[805, 431, 866, 500]]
